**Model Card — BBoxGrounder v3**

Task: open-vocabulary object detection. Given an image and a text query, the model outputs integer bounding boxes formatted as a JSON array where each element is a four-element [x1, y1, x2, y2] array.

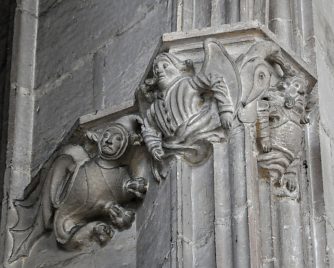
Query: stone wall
[[313, 0, 334, 265], [1, 1, 334, 267], [0, 0, 174, 267], [0, 0, 15, 228], [32, 0, 174, 174]]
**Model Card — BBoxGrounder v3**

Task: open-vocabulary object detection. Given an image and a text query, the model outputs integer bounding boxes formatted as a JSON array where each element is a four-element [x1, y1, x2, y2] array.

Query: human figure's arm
[[141, 117, 164, 161], [210, 75, 234, 129], [257, 100, 271, 153], [192, 73, 234, 129]]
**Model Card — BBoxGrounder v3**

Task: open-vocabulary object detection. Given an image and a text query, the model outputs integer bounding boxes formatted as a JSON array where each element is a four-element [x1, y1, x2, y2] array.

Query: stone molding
[[3, 23, 317, 267]]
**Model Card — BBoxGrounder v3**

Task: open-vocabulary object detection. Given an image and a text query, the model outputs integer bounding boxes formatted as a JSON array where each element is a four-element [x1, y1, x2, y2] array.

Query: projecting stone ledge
[[4, 21, 317, 268]]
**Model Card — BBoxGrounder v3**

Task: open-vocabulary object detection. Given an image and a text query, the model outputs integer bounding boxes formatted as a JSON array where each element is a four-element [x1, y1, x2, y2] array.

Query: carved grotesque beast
[[257, 76, 310, 198], [9, 123, 148, 262]]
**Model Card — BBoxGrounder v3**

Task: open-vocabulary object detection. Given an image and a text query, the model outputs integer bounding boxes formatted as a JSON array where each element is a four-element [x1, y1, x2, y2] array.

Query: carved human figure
[[139, 39, 239, 167], [257, 76, 309, 198], [9, 123, 148, 261], [47, 123, 148, 249]]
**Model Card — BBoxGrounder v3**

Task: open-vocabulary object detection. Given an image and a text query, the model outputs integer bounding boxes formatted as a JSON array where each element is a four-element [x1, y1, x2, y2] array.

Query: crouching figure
[[48, 123, 147, 249], [9, 123, 148, 262]]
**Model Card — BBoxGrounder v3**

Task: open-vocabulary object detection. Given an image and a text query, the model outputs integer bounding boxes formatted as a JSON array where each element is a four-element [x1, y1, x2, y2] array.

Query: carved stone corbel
[[136, 38, 241, 180], [9, 121, 148, 262], [6, 25, 318, 267], [257, 75, 312, 199], [234, 40, 315, 199]]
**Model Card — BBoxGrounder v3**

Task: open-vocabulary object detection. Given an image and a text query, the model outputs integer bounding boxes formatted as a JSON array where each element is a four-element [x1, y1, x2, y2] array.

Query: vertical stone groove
[[0, 0, 39, 265], [269, 0, 293, 48]]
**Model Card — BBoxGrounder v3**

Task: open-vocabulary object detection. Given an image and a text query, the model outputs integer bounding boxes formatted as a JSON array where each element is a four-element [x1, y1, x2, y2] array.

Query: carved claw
[[300, 115, 310, 124], [260, 139, 272, 153], [272, 176, 299, 199], [92, 222, 114, 246], [106, 203, 135, 230], [125, 177, 148, 199], [220, 113, 233, 130], [284, 177, 298, 193]]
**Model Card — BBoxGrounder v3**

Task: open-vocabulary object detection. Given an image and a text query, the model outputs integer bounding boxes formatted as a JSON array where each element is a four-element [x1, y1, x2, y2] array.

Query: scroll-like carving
[[257, 75, 311, 198], [236, 41, 296, 123], [137, 39, 241, 179], [9, 123, 147, 262], [235, 40, 314, 198]]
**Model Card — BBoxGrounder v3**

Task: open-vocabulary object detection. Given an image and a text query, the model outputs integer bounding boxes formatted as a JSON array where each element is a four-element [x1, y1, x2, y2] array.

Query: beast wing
[[8, 173, 46, 263], [200, 38, 242, 113], [9, 145, 89, 263]]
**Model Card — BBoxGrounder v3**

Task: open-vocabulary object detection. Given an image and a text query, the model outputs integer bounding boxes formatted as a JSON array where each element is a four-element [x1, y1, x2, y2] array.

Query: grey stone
[[32, 57, 95, 173], [35, 0, 172, 89], [1, 1, 334, 268]]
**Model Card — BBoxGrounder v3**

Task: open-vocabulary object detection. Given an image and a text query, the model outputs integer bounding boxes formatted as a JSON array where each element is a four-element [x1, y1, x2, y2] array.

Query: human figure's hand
[[220, 112, 233, 130], [125, 177, 148, 199], [152, 147, 165, 161], [260, 138, 272, 153]]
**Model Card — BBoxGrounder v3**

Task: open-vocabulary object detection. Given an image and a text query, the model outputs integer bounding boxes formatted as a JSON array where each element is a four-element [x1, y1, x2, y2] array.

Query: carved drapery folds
[[7, 31, 316, 266], [137, 39, 241, 180]]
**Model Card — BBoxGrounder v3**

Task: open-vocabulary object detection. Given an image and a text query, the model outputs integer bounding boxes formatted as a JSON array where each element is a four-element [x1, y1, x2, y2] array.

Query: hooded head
[[153, 53, 194, 89], [87, 124, 129, 160]]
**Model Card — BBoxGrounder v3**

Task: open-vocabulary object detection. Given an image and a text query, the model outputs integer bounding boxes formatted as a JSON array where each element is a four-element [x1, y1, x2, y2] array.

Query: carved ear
[[86, 131, 99, 144], [306, 91, 318, 113], [145, 78, 158, 86], [276, 80, 286, 91]]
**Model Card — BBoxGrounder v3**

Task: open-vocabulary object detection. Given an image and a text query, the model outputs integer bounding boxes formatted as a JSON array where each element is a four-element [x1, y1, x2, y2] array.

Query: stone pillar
[[0, 1, 329, 268], [213, 143, 233, 268], [269, 0, 293, 48], [174, 157, 216, 267]]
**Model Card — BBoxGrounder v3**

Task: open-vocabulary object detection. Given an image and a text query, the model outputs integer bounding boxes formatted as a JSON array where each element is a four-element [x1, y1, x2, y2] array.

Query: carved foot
[[272, 176, 299, 200], [63, 221, 114, 250], [92, 222, 114, 246], [105, 202, 135, 230], [125, 177, 148, 199], [284, 176, 297, 193]]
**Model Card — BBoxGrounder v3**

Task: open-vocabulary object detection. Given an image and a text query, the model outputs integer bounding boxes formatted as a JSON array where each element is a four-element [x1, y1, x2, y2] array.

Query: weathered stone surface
[[2, 1, 334, 268], [29, 0, 173, 175], [32, 58, 95, 172], [313, 1, 334, 264], [99, 1, 172, 108], [136, 175, 172, 267], [21, 225, 137, 268], [35, 0, 172, 89]]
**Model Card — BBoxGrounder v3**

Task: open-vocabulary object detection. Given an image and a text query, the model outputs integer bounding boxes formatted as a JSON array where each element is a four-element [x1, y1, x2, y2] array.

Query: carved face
[[154, 59, 181, 90], [98, 125, 129, 160], [284, 77, 306, 113]]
